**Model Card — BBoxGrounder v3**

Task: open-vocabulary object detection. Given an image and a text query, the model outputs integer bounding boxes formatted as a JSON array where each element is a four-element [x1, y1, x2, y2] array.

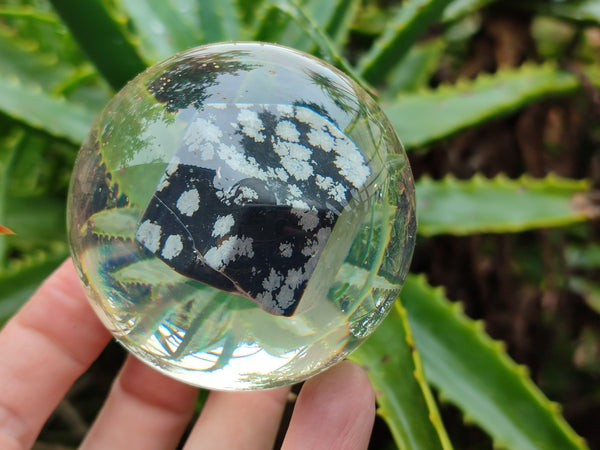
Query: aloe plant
[[1, 0, 598, 448]]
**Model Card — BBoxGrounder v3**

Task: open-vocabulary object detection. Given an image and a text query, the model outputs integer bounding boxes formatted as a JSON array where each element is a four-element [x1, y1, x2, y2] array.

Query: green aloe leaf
[[0, 21, 111, 109], [357, 0, 450, 84], [416, 174, 594, 236], [276, 0, 358, 53], [269, 0, 371, 92], [255, 0, 333, 52], [533, 0, 600, 24], [402, 274, 588, 450], [4, 196, 66, 248], [7, 132, 52, 197], [82, 208, 139, 241], [0, 242, 69, 324], [0, 128, 23, 266], [116, 0, 202, 62], [48, 0, 147, 90], [0, 73, 96, 144], [350, 302, 452, 450], [384, 38, 445, 95], [0, 4, 76, 59], [198, 0, 243, 42], [112, 258, 185, 287], [442, 0, 497, 22], [383, 64, 584, 150], [254, 4, 288, 42], [0, 25, 70, 90], [324, 0, 360, 46], [0, 5, 58, 24]]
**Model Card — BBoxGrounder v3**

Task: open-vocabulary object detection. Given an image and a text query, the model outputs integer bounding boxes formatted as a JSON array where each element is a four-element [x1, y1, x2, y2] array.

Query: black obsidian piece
[[136, 103, 371, 316]]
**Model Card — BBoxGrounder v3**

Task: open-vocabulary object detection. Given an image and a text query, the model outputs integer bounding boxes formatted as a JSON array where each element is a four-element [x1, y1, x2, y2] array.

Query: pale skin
[[0, 259, 376, 449]]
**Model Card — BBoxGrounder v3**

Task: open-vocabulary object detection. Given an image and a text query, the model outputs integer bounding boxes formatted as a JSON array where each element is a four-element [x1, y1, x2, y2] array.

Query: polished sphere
[[68, 42, 416, 390]]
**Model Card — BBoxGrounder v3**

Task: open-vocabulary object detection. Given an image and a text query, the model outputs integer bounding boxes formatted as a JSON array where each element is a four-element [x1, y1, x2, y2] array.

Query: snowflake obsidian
[[136, 103, 371, 316], [67, 42, 416, 390]]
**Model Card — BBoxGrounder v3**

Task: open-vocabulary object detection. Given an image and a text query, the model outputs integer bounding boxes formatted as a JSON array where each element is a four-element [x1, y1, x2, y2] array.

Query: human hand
[[0, 259, 375, 449]]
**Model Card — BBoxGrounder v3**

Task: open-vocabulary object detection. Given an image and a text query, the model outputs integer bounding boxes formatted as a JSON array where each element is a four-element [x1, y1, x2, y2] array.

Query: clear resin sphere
[[68, 42, 416, 390]]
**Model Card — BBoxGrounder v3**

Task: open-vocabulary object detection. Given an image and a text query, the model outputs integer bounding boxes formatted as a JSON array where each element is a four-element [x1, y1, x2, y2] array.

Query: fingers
[[281, 361, 376, 450], [80, 355, 197, 450], [0, 256, 375, 450], [0, 259, 111, 450], [183, 386, 290, 450]]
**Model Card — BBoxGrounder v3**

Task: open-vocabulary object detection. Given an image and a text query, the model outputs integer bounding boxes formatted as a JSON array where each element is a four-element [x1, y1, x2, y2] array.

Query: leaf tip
[[0, 225, 15, 235]]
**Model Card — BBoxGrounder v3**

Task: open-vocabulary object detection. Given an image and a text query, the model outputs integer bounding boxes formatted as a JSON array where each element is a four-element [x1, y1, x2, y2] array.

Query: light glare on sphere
[[67, 42, 416, 390]]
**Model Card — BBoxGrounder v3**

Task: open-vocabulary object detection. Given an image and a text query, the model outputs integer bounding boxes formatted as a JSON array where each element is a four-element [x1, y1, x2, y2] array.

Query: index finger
[[0, 259, 111, 449]]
